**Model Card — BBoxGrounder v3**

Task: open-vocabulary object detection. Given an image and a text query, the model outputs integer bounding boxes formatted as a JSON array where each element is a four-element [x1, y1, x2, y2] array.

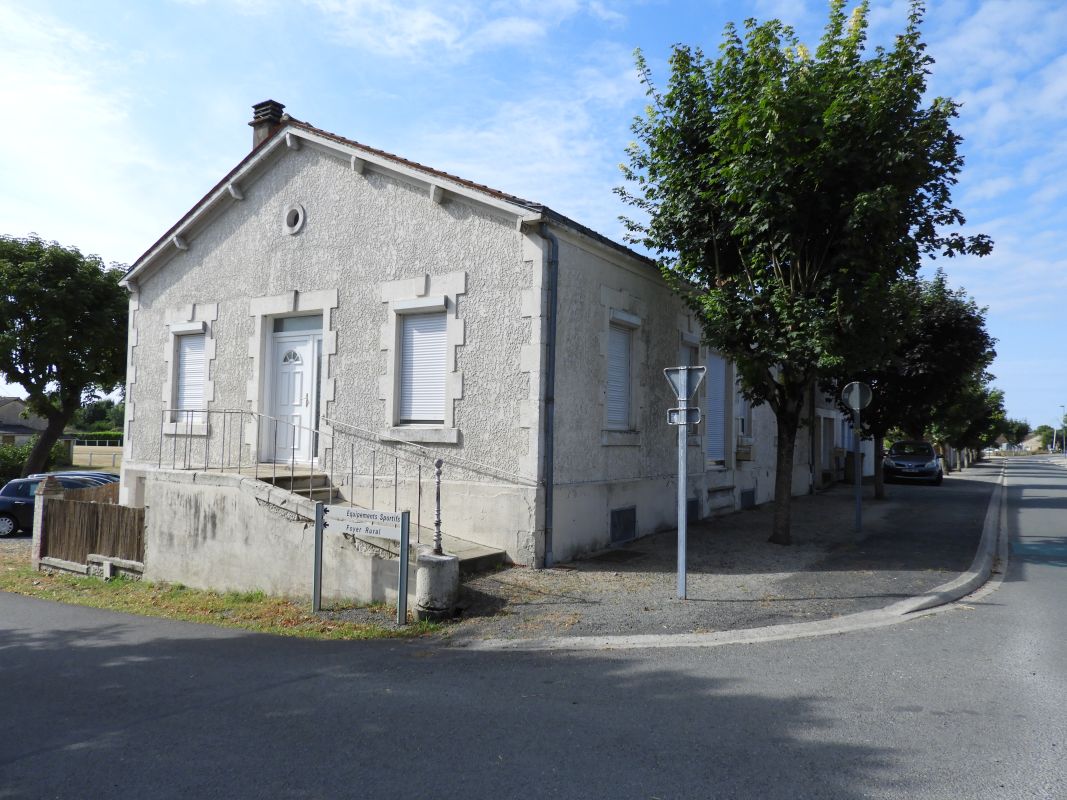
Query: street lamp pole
[[1054, 407, 1062, 462]]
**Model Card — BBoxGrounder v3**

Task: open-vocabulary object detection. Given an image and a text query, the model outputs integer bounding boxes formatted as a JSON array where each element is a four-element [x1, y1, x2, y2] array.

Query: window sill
[[163, 423, 210, 437], [387, 426, 460, 445], [601, 430, 640, 447]]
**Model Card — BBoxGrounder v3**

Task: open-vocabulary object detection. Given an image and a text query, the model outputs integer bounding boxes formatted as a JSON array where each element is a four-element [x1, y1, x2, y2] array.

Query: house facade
[[120, 101, 852, 574], [0, 397, 48, 445]]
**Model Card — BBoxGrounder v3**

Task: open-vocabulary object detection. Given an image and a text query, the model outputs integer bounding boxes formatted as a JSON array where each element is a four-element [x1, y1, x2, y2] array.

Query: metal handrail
[[321, 415, 537, 486], [153, 408, 459, 546]]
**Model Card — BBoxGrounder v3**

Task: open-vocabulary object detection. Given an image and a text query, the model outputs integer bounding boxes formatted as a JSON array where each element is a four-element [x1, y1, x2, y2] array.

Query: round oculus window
[[283, 203, 306, 235]]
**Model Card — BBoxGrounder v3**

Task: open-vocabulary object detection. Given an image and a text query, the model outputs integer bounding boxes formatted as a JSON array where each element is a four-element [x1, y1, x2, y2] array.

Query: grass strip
[[0, 552, 439, 640]]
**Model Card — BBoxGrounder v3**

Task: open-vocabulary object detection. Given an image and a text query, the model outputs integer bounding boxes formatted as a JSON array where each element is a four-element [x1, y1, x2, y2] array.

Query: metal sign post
[[316, 505, 411, 625], [842, 382, 873, 534], [664, 366, 706, 600]]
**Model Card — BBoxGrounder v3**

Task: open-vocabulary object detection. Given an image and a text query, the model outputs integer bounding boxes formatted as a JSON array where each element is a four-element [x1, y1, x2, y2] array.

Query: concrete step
[[247, 469, 506, 574], [261, 473, 331, 491]]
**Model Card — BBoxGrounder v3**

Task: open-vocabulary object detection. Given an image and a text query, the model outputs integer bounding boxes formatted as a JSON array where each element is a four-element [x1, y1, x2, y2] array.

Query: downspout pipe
[[540, 221, 559, 568]]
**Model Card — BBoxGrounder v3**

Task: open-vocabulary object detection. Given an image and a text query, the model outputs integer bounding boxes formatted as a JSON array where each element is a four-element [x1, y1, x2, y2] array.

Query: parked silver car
[[883, 441, 944, 485]]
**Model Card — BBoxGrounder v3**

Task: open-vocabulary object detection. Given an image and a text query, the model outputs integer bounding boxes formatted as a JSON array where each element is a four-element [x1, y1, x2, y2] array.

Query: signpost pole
[[854, 410, 862, 533], [313, 501, 324, 612], [677, 393, 687, 600], [397, 511, 409, 625]]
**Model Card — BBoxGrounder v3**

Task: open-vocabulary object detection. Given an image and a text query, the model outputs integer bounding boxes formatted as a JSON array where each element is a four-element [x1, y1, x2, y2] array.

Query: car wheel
[[0, 513, 18, 537], [933, 475, 944, 486]]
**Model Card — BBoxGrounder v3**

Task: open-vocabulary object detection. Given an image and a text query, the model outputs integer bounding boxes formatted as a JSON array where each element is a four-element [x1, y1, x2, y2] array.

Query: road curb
[[455, 465, 1008, 653], [883, 463, 1005, 616]]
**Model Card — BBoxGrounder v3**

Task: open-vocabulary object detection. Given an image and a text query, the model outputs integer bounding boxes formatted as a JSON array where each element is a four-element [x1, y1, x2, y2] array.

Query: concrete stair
[[256, 468, 505, 575]]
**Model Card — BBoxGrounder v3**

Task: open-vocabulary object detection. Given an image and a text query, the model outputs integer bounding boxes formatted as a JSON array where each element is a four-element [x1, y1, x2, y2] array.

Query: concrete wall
[[142, 470, 416, 606]]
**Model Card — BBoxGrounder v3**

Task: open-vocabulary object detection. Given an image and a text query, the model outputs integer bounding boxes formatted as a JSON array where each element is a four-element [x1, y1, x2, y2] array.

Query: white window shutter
[[606, 324, 632, 428], [400, 313, 447, 423], [705, 351, 726, 461], [176, 333, 205, 423]]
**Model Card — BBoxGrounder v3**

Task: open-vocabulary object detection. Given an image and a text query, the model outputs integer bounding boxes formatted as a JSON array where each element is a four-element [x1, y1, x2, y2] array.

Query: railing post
[[433, 458, 443, 555], [417, 464, 422, 544], [158, 410, 164, 469], [349, 442, 354, 508], [204, 410, 210, 472], [272, 418, 278, 485], [371, 450, 376, 509], [393, 457, 398, 512], [185, 410, 192, 469], [221, 411, 227, 471]]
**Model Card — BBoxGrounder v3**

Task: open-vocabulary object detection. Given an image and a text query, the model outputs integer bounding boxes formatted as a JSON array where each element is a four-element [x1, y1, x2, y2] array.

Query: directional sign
[[664, 366, 706, 400], [667, 407, 701, 426], [842, 381, 873, 412], [323, 506, 403, 541]]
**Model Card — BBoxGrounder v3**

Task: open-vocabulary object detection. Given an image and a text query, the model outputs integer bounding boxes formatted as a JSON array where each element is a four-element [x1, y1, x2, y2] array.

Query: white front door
[[269, 332, 320, 462]]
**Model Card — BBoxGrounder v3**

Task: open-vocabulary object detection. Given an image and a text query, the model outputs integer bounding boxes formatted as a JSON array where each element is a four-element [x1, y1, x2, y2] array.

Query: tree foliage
[[999, 418, 1031, 447], [825, 270, 995, 494], [0, 234, 127, 475], [619, 0, 990, 543]]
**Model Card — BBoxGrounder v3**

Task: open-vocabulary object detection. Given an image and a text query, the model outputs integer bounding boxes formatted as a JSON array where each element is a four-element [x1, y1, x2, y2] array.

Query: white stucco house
[[119, 100, 856, 584]]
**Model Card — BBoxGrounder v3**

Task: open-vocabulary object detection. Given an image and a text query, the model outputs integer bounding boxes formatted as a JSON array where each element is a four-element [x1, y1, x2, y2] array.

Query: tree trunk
[[873, 435, 886, 500], [769, 406, 801, 546], [21, 414, 67, 476]]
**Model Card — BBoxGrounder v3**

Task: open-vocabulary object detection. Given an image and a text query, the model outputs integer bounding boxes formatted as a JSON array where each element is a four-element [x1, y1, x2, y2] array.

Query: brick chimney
[[249, 100, 285, 149]]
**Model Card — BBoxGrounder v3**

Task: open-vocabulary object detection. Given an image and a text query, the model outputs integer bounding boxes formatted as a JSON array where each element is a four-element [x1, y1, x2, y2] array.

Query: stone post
[[31, 476, 65, 571], [414, 545, 459, 622]]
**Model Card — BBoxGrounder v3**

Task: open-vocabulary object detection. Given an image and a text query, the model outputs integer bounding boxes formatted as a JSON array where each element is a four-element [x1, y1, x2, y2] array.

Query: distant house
[[0, 397, 47, 445], [118, 100, 858, 590]]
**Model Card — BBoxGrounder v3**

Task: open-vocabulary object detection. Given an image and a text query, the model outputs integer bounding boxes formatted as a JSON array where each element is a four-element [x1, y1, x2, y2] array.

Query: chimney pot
[[249, 100, 285, 149]]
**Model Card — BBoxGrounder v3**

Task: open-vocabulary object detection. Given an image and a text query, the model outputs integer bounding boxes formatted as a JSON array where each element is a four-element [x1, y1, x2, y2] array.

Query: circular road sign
[[842, 381, 872, 411]]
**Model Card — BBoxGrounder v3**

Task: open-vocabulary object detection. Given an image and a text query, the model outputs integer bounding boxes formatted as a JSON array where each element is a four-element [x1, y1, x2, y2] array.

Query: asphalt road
[[0, 458, 1063, 799]]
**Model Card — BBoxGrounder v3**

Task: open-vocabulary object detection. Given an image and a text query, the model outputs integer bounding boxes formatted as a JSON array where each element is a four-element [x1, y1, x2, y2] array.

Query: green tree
[[825, 271, 995, 497], [928, 378, 1005, 454], [71, 398, 117, 430], [619, 0, 991, 543], [1000, 418, 1031, 447], [0, 235, 127, 475]]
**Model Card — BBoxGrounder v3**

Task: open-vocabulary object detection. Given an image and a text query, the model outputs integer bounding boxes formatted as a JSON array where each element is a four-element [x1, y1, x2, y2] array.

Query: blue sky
[[2, 0, 1065, 430]]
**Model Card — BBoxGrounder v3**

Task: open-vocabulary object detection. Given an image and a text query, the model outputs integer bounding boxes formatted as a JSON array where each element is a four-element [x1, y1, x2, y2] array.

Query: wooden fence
[[41, 496, 144, 564], [65, 482, 119, 504]]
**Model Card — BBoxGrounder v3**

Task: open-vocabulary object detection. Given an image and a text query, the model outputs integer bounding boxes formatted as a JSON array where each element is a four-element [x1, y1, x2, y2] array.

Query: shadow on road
[[0, 598, 918, 799]]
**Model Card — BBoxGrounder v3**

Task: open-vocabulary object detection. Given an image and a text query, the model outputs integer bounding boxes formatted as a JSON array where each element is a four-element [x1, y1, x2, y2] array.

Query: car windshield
[[889, 442, 935, 457]]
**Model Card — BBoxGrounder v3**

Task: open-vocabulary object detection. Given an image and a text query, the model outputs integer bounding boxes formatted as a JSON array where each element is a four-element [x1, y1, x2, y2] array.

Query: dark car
[[0, 475, 99, 536], [28, 470, 119, 485], [883, 440, 944, 485]]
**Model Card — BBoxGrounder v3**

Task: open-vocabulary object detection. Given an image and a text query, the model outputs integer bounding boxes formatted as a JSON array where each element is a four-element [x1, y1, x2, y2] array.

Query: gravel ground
[[443, 463, 999, 643], [0, 535, 31, 559]]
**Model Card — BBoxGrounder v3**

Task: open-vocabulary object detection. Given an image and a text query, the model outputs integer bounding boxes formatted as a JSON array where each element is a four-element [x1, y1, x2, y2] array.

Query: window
[[735, 384, 751, 438], [176, 333, 206, 425], [705, 351, 727, 463], [399, 312, 447, 424], [606, 323, 632, 429]]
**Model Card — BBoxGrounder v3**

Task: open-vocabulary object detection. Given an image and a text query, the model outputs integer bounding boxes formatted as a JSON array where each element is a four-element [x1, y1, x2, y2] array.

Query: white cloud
[[413, 58, 644, 241], [0, 5, 171, 263]]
